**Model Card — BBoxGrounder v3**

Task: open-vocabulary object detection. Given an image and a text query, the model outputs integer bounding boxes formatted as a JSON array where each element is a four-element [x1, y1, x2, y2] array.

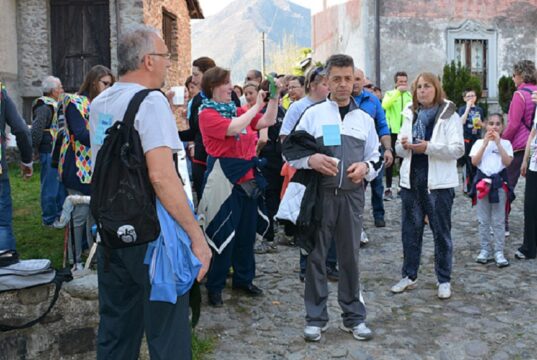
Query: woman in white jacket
[[390, 72, 464, 299]]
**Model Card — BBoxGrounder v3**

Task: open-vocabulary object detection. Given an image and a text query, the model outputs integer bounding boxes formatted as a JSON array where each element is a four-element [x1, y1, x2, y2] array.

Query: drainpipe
[[374, 0, 381, 86], [115, 0, 121, 66]]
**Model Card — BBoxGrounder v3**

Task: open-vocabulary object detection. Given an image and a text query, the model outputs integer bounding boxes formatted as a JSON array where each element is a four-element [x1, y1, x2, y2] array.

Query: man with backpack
[[89, 25, 211, 359]]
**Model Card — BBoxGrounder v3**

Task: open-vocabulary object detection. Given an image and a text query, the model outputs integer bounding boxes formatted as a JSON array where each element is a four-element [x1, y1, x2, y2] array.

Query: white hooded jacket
[[396, 100, 464, 190]]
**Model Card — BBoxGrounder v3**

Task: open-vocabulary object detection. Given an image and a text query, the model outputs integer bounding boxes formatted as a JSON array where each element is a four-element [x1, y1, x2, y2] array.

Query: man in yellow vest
[[382, 71, 412, 199], [31, 76, 66, 226]]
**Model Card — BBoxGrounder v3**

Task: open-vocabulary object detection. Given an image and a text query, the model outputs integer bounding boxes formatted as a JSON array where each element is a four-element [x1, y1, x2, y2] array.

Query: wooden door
[[51, 0, 111, 93]]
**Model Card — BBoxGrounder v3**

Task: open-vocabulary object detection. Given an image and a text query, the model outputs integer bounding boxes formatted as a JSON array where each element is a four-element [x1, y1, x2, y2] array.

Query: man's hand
[[308, 154, 338, 176], [384, 149, 394, 167], [346, 162, 368, 184], [408, 140, 428, 154], [20, 163, 33, 179], [401, 136, 410, 150], [191, 235, 212, 281], [397, 85, 408, 92]]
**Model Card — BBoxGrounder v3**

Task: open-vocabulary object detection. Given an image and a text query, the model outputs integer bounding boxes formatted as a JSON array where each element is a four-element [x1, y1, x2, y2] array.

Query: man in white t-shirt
[[89, 25, 211, 359]]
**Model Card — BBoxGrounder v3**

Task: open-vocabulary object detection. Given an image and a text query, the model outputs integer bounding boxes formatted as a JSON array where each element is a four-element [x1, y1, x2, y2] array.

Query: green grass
[[11, 163, 65, 266], [10, 164, 215, 358]]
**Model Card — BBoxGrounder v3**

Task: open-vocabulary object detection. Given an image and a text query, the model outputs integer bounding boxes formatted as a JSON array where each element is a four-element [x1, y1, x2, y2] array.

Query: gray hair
[[325, 54, 354, 76], [513, 60, 537, 84], [42, 76, 61, 95], [118, 25, 159, 76]]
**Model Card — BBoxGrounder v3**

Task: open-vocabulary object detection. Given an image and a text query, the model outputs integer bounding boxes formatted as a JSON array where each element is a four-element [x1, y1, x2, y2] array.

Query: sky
[[196, 0, 327, 17]]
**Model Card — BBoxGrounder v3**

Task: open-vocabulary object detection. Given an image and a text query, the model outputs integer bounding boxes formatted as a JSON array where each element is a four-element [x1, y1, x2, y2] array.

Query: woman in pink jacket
[[501, 60, 537, 235]]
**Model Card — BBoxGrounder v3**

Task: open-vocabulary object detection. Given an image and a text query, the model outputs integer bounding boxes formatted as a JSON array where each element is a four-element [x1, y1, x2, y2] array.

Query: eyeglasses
[[288, 85, 303, 90], [364, 84, 374, 89], [99, 80, 111, 87], [146, 52, 172, 60]]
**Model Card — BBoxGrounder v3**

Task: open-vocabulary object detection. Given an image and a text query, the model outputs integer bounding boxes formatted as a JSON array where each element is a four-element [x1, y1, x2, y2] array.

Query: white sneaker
[[360, 230, 369, 246], [303, 324, 328, 342], [437, 282, 451, 299], [494, 252, 509, 268], [475, 250, 493, 264], [390, 276, 417, 293], [339, 322, 373, 341]]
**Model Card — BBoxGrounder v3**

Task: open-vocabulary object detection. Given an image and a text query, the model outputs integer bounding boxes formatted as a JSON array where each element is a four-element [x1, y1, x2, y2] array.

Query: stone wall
[[143, 0, 193, 90], [0, 0, 20, 107], [16, 0, 52, 114], [312, 0, 537, 103], [0, 274, 99, 360]]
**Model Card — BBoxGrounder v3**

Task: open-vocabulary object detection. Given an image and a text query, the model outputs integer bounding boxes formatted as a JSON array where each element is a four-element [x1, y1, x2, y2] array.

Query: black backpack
[[90, 89, 161, 248]]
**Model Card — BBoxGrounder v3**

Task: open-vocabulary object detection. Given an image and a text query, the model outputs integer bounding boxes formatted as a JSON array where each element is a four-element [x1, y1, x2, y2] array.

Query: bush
[[498, 75, 516, 114], [442, 61, 482, 108]]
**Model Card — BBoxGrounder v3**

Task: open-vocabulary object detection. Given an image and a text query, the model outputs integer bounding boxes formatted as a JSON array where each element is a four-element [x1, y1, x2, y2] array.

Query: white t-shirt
[[89, 82, 182, 169], [469, 138, 513, 176], [279, 96, 316, 136]]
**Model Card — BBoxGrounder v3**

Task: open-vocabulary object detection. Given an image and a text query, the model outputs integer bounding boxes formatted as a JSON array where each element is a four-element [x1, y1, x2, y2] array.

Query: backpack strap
[[0, 268, 73, 332], [122, 88, 163, 128], [517, 88, 536, 131]]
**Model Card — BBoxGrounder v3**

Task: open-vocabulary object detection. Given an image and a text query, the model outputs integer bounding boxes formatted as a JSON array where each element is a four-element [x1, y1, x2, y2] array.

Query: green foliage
[[498, 75, 516, 114], [442, 61, 483, 108]]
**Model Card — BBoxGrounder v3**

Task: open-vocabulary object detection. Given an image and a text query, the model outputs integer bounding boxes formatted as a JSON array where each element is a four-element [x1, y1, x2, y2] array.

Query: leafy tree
[[267, 34, 311, 76], [498, 75, 516, 114], [442, 61, 482, 108]]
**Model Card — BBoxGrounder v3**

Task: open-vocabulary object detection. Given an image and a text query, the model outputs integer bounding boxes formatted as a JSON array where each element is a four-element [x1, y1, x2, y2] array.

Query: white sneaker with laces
[[339, 322, 373, 341], [437, 282, 451, 299], [303, 324, 328, 342], [494, 251, 509, 268], [390, 276, 417, 293]]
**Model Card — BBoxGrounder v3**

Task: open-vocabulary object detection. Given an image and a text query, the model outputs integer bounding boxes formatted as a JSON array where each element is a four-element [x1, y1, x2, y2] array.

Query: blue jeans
[[370, 165, 385, 221], [40, 153, 66, 224], [0, 177, 16, 250]]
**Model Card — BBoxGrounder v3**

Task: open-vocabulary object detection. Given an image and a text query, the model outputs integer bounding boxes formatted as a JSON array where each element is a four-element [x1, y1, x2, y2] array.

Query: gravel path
[[196, 176, 536, 360]]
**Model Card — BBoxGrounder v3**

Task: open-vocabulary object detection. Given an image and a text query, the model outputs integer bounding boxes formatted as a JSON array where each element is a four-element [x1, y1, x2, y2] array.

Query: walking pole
[[69, 217, 77, 270], [62, 226, 69, 268]]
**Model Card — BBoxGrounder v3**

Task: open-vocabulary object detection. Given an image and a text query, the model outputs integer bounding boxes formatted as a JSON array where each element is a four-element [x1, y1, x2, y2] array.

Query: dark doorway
[[50, 0, 111, 93]]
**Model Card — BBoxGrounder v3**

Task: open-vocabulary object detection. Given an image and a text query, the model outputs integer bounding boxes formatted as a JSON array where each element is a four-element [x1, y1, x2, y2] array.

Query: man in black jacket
[[0, 82, 33, 250]]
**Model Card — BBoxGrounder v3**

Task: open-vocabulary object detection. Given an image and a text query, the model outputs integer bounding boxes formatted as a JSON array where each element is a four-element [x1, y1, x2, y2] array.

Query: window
[[447, 20, 498, 98], [455, 39, 488, 91], [162, 9, 178, 59]]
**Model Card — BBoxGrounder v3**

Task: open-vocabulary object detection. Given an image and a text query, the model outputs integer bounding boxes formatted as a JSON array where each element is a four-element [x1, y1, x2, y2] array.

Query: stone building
[[313, 0, 537, 104], [0, 0, 203, 121]]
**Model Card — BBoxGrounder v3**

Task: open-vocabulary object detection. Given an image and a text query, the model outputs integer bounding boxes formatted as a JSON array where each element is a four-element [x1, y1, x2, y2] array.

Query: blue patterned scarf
[[199, 99, 237, 119]]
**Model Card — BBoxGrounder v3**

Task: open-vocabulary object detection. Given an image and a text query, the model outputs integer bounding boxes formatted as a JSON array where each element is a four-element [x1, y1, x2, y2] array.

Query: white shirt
[[89, 82, 182, 169], [530, 114, 537, 172], [470, 138, 513, 176]]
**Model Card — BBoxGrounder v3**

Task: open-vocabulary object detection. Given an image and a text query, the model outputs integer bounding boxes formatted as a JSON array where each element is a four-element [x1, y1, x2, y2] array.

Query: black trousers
[[97, 245, 191, 360], [520, 169, 537, 258]]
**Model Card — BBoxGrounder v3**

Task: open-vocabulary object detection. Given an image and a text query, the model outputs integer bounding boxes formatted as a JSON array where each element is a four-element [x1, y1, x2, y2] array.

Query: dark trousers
[[462, 140, 477, 194], [520, 169, 537, 258], [97, 244, 191, 360], [305, 188, 366, 328], [261, 167, 283, 242], [299, 239, 337, 273], [191, 162, 206, 201], [206, 186, 257, 293], [505, 151, 525, 229], [400, 167, 455, 283], [385, 134, 398, 189], [370, 165, 385, 220]]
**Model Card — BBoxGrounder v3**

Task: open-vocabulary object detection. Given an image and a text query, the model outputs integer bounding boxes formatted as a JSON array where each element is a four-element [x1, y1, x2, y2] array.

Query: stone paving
[[196, 176, 536, 360]]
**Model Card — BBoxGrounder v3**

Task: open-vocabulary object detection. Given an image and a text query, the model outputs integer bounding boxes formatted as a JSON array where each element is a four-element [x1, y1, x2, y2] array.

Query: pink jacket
[[502, 83, 537, 151]]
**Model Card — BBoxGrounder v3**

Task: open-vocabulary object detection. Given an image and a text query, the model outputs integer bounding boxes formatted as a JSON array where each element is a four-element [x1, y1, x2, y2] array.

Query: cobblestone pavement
[[196, 176, 536, 360]]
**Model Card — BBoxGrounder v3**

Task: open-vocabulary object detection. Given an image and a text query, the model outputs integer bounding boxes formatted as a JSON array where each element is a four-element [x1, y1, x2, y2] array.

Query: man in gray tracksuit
[[285, 54, 382, 342]]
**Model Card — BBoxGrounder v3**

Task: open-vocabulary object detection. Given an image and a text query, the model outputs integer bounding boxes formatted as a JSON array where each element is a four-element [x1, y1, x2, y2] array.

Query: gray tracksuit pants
[[476, 189, 506, 254], [305, 187, 366, 328]]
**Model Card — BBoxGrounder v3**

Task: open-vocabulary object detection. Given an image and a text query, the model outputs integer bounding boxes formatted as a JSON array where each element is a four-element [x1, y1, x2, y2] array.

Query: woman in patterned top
[[59, 65, 115, 268]]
